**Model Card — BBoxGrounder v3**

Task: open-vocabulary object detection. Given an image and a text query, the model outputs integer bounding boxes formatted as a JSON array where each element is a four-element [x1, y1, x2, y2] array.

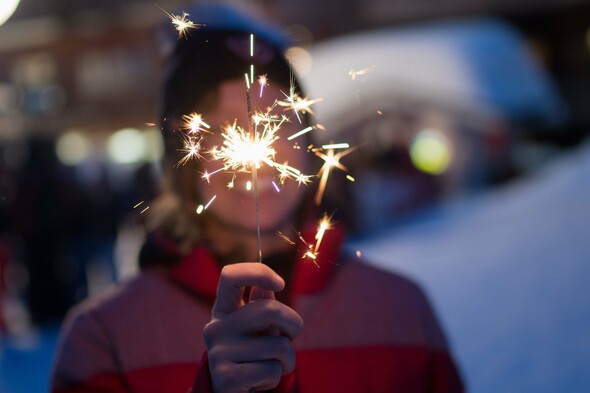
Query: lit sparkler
[[162, 16, 357, 265], [209, 118, 313, 185]]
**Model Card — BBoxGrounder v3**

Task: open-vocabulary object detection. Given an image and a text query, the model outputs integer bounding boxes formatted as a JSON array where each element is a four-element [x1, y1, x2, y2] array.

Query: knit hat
[[160, 4, 302, 163]]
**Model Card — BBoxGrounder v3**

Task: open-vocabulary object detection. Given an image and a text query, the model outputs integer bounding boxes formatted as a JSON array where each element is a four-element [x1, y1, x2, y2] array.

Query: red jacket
[[52, 223, 463, 392]]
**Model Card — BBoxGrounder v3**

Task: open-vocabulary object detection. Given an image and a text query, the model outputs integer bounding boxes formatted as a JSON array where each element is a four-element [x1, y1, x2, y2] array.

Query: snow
[[349, 140, 590, 392]]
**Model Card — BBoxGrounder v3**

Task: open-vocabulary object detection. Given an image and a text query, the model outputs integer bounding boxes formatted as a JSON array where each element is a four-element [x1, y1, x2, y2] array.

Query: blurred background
[[1, 0, 589, 392]]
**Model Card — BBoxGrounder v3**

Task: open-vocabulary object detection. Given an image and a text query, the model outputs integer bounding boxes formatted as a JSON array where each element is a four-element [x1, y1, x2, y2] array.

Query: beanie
[[160, 4, 303, 162]]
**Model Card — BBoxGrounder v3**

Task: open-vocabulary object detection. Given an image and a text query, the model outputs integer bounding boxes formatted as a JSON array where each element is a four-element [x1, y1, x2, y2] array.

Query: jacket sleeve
[[51, 307, 128, 393]]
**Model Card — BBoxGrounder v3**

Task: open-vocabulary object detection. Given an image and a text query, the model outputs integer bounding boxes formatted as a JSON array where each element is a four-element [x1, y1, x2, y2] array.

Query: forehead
[[208, 78, 289, 121]]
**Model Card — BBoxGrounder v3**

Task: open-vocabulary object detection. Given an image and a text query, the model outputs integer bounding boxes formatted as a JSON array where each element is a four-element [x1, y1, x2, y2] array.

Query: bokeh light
[[107, 128, 147, 165], [410, 128, 452, 175], [285, 46, 313, 77], [56, 130, 91, 166], [0, 0, 20, 26]]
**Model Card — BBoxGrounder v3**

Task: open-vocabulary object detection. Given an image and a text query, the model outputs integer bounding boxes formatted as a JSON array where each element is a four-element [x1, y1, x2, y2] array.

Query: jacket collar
[[167, 221, 346, 302]]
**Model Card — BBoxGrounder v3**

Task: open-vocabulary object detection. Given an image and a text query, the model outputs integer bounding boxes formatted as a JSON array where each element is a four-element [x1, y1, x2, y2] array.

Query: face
[[194, 79, 310, 234]]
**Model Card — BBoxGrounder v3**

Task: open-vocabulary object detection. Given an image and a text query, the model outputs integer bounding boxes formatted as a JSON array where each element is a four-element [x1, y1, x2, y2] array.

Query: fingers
[[210, 336, 296, 374], [212, 361, 283, 393], [249, 286, 275, 301], [213, 263, 285, 318], [224, 298, 304, 340], [206, 263, 301, 393]]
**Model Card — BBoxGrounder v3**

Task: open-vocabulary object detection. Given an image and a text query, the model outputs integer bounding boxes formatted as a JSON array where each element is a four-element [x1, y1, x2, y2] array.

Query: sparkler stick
[[247, 37, 262, 263], [252, 165, 262, 263]]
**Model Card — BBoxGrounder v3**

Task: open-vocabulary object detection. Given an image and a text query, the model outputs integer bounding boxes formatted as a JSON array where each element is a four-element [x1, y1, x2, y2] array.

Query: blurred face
[[195, 79, 309, 234]]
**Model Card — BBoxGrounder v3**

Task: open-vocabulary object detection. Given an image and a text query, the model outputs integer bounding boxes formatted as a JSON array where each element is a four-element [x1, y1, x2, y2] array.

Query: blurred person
[[12, 137, 88, 325], [51, 4, 463, 393]]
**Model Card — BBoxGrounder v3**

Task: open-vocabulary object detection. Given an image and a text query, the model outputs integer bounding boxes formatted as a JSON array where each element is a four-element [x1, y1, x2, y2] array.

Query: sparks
[[201, 167, 224, 183], [322, 143, 350, 150], [348, 65, 376, 80], [299, 214, 334, 266], [204, 195, 217, 209], [277, 92, 322, 123], [176, 134, 203, 167], [276, 213, 334, 267], [275, 72, 321, 123], [315, 147, 357, 205], [210, 118, 312, 185], [182, 113, 210, 134], [287, 126, 313, 141], [277, 231, 296, 246], [212, 121, 275, 171], [272, 180, 281, 193], [313, 213, 333, 255], [133, 201, 144, 209], [140, 206, 150, 214], [258, 74, 268, 97], [227, 173, 236, 189], [167, 55, 358, 266], [158, 6, 202, 38]]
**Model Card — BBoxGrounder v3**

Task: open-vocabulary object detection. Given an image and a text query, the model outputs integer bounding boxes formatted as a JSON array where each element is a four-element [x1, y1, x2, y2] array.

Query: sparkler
[[163, 12, 355, 266]]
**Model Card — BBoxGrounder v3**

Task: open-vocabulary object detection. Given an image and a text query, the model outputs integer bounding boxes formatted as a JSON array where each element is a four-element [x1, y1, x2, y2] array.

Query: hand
[[204, 263, 304, 393]]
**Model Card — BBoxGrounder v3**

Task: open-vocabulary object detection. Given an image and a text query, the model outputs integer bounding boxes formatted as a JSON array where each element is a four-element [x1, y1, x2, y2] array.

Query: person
[[51, 4, 464, 393]]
